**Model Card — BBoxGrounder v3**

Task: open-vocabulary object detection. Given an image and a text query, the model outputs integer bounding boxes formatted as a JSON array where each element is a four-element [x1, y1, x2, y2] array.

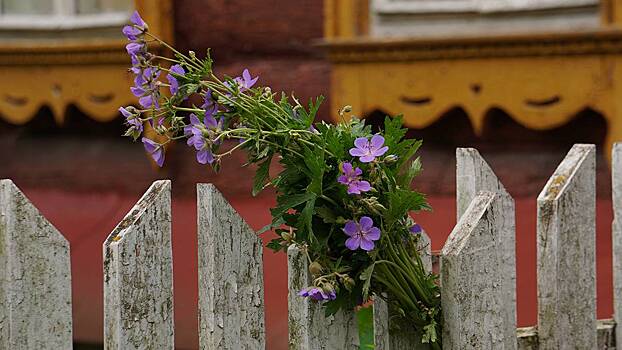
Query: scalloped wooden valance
[[323, 0, 622, 161]]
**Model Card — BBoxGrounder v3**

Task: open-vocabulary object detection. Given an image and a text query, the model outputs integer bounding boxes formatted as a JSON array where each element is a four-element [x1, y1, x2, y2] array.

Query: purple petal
[[170, 64, 184, 75], [196, 149, 214, 164], [125, 42, 142, 55], [130, 11, 146, 27], [242, 69, 251, 82], [153, 149, 164, 167], [356, 180, 371, 192], [345, 236, 361, 250], [248, 76, 258, 88], [347, 184, 361, 195], [365, 227, 381, 241], [122, 25, 141, 40], [167, 74, 178, 94], [343, 221, 358, 236], [370, 135, 385, 149], [204, 114, 218, 129], [337, 175, 349, 185], [410, 224, 422, 235], [118, 106, 132, 118], [349, 148, 366, 157], [354, 137, 368, 149], [189, 113, 201, 126], [142, 137, 157, 153], [130, 86, 145, 97], [372, 146, 389, 157], [359, 238, 375, 251], [359, 216, 374, 231], [298, 289, 309, 297], [353, 167, 363, 176], [139, 95, 154, 108], [341, 162, 353, 175], [359, 155, 375, 163]]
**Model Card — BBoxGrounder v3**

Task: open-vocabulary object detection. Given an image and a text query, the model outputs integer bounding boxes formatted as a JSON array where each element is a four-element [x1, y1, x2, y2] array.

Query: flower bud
[[383, 154, 398, 163], [308, 261, 323, 276], [322, 282, 335, 295], [341, 275, 355, 291], [281, 230, 294, 242]]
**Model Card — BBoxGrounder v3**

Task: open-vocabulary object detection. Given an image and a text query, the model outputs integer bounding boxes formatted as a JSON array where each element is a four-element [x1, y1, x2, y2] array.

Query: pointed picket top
[[287, 244, 359, 350], [441, 191, 516, 349], [456, 147, 513, 218], [612, 143, 622, 345], [197, 184, 265, 349], [0, 179, 73, 349], [103, 180, 174, 350], [537, 144, 596, 349]]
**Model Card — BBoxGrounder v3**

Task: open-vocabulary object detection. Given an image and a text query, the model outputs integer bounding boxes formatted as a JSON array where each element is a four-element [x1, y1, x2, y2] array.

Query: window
[[0, 0, 133, 40], [370, 0, 600, 37], [373, 0, 598, 14]]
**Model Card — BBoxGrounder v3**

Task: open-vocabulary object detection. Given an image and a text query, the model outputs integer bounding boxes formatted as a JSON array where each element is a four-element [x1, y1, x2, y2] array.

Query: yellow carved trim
[[321, 28, 622, 63], [0, 0, 173, 125]]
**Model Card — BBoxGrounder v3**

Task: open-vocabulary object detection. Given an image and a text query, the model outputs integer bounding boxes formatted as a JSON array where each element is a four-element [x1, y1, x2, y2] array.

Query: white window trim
[[0, 12, 130, 30], [0, 0, 131, 30], [373, 0, 598, 15]]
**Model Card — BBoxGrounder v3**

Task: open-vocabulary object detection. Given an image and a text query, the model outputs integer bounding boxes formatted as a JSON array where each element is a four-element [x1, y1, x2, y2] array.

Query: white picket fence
[[0, 143, 620, 349]]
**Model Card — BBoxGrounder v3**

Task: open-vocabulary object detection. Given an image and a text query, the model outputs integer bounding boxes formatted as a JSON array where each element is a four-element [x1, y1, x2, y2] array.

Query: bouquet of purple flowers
[[120, 12, 441, 347]]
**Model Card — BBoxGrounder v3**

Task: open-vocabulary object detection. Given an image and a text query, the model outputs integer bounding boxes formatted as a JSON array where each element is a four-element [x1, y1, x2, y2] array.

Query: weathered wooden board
[[103, 180, 174, 350], [537, 144, 596, 349], [0, 179, 72, 349], [287, 245, 359, 350], [197, 184, 265, 349], [613, 142, 622, 346], [441, 191, 516, 349]]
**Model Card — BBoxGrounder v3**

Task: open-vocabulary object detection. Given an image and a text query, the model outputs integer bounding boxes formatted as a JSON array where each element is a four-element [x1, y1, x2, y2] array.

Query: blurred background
[[0, 0, 619, 349]]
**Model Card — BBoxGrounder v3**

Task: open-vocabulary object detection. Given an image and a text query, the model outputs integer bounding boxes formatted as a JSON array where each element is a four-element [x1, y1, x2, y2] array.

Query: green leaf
[[315, 206, 337, 223], [360, 263, 376, 300], [252, 155, 272, 196]]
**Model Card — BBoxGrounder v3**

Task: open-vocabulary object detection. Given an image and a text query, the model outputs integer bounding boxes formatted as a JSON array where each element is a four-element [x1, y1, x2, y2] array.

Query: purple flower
[[349, 135, 389, 163], [142, 137, 164, 167], [122, 12, 147, 41], [343, 216, 381, 251], [233, 68, 258, 92], [125, 42, 144, 56], [337, 162, 371, 195], [409, 223, 422, 235], [131, 67, 161, 109], [122, 25, 142, 40], [201, 90, 218, 115], [119, 106, 143, 134], [130, 11, 147, 28], [184, 113, 223, 165], [298, 287, 336, 301], [166, 64, 185, 95]]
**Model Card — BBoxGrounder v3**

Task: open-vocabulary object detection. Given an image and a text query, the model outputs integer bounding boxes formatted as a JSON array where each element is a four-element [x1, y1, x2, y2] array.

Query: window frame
[[372, 0, 598, 15]]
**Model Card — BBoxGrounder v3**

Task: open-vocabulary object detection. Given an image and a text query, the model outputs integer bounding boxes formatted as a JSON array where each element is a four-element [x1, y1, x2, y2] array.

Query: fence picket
[[197, 184, 265, 349], [287, 245, 359, 350], [441, 191, 516, 349], [103, 180, 174, 350], [613, 143, 622, 345], [0, 179, 73, 349], [537, 144, 596, 348]]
